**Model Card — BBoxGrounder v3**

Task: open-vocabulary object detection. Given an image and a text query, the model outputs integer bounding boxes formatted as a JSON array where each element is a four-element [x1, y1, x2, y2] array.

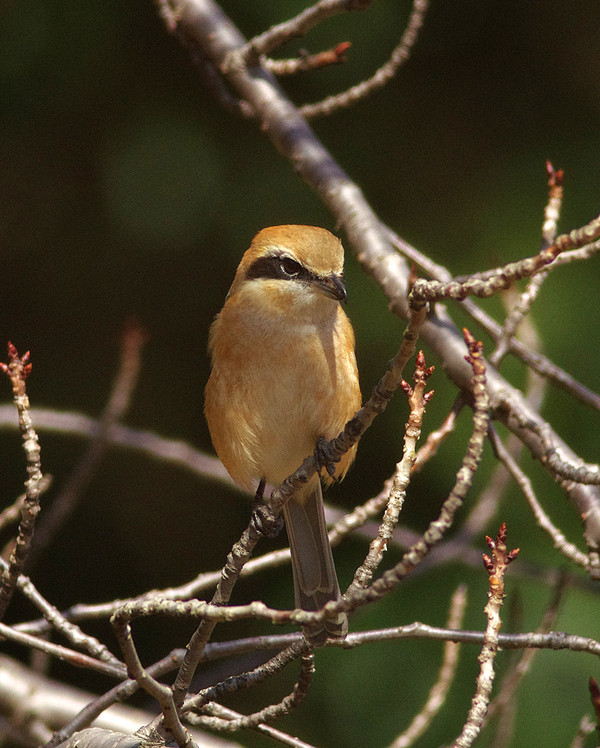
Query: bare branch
[[0, 557, 122, 667], [0, 621, 125, 679], [452, 524, 519, 747], [301, 0, 430, 118], [267, 42, 351, 75], [409, 208, 600, 308], [489, 428, 589, 568], [485, 572, 568, 744], [390, 585, 467, 748], [0, 405, 233, 486], [182, 639, 310, 718], [335, 329, 490, 616], [542, 160, 564, 247], [221, 0, 377, 68], [0, 343, 44, 620], [570, 714, 597, 748], [347, 351, 433, 593], [31, 321, 147, 566], [194, 703, 316, 747], [187, 648, 314, 731]]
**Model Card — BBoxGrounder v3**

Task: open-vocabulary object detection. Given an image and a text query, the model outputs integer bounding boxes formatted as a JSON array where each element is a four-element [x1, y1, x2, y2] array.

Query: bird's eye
[[280, 257, 302, 277]]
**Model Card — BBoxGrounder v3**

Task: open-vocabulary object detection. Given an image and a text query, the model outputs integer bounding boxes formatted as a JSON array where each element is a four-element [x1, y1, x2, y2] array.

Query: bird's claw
[[315, 436, 339, 481], [253, 504, 284, 539]]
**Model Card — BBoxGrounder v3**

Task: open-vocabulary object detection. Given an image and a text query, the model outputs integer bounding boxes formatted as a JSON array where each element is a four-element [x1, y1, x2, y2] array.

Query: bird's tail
[[283, 476, 348, 643]]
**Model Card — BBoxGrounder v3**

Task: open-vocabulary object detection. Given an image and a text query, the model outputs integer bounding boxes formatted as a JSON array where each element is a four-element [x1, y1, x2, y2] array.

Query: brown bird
[[205, 225, 361, 641]]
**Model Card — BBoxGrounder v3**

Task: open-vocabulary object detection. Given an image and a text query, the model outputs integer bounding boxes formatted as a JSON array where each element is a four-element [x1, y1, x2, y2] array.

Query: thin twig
[[340, 329, 490, 614], [489, 162, 563, 367], [510, 415, 600, 486], [0, 558, 122, 667], [489, 427, 589, 568], [0, 621, 125, 680], [0, 405, 232, 486], [30, 321, 146, 565], [347, 351, 433, 594], [0, 344, 44, 620], [461, 294, 600, 412], [301, 0, 429, 118], [569, 714, 596, 748], [195, 703, 317, 747], [168, 497, 286, 714], [550, 238, 600, 268], [485, 572, 568, 747], [267, 42, 351, 75], [409, 209, 600, 308], [187, 649, 314, 730], [541, 160, 564, 248], [182, 639, 310, 715], [390, 585, 467, 748], [221, 0, 378, 69], [452, 524, 519, 747], [386, 220, 600, 413], [0, 476, 52, 533]]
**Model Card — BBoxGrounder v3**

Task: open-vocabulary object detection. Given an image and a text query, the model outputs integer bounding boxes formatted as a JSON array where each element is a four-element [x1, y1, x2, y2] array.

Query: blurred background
[[1, 1, 600, 746]]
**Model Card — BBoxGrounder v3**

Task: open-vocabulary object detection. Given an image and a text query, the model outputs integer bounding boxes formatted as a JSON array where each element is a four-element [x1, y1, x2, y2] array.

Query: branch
[[266, 42, 351, 75], [452, 524, 519, 747], [0, 343, 44, 620], [489, 427, 589, 568], [347, 351, 433, 594], [0, 405, 232, 487], [30, 321, 147, 566], [408, 208, 600, 307], [390, 585, 467, 748], [0, 655, 234, 748], [0, 557, 123, 668], [221, 0, 377, 68], [301, 0, 429, 118], [187, 649, 314, 731]]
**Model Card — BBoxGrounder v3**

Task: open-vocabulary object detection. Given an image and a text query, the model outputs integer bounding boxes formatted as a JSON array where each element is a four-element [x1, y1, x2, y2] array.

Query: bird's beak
[[316, 273, 347, 303]]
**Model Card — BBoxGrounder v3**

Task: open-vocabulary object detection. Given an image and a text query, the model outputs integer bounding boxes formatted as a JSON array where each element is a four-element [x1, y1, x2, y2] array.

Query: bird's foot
[[250, 480, 284, 538], [252, 500, 284, 539], [315, 436, 339, 481]]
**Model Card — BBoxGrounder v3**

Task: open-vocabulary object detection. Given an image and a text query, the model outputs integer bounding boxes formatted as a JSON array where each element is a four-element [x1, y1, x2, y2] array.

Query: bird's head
[[228, 225, 348, 308]]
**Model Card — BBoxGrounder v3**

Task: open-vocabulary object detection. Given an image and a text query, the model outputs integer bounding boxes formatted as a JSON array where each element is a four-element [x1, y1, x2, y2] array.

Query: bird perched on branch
[[205, 225, 361, 642]]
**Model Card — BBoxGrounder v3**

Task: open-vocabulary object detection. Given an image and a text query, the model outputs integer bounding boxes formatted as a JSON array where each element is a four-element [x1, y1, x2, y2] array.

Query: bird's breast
[[206, 292, 360, 489]]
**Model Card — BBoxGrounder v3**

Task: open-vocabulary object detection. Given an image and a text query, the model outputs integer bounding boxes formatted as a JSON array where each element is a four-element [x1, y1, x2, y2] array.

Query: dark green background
[[1, 2, 600, 746]]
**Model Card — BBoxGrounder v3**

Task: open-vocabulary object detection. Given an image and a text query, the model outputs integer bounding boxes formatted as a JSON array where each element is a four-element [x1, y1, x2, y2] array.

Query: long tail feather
[[283, 476, 348, 643]]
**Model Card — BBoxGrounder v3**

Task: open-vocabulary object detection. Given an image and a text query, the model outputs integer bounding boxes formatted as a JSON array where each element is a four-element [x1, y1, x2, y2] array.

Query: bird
[[204, 225, 361, 642]]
